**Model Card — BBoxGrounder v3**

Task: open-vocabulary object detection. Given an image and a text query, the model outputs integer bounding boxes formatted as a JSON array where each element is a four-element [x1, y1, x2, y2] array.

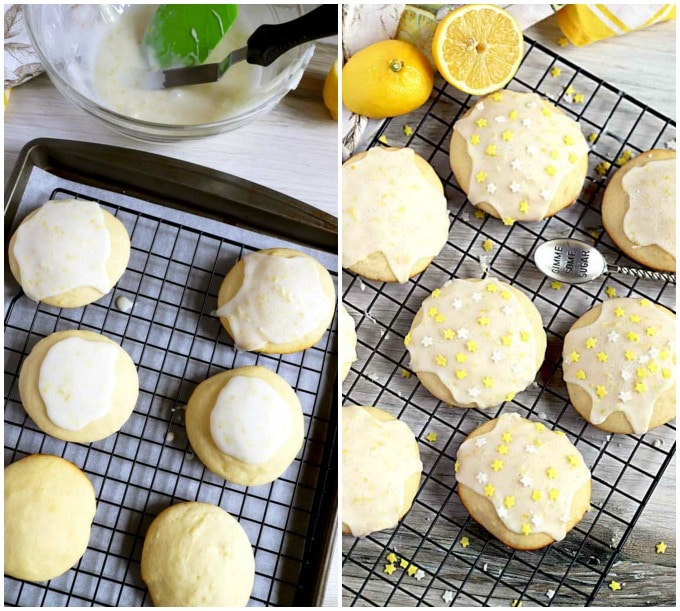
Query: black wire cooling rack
[[4, 186, 337, 607], [342, 35, 676, 607]]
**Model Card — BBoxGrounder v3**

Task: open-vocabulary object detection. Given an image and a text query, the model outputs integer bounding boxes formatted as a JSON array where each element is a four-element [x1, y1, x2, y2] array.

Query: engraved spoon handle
[[607, 264, 676, 284]]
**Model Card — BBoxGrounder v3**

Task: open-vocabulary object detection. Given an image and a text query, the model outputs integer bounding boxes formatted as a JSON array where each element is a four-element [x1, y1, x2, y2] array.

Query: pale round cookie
[[185, 366, 304, 486], [406, 278, 546, 409], [456, 413, 591, 550], [18, 329, 139, 443], [141, 502, 254, 606], [342, 405, 423, 537], [8, 199, 131, 308], [450, 89, 589, 223], [215, 248, 336, 354], [342, 147, 449, 283], [340, 304, 358, 381], [4, 454, 97, 581], [601, 149, 676, 272], [562, 297, 676, 435]]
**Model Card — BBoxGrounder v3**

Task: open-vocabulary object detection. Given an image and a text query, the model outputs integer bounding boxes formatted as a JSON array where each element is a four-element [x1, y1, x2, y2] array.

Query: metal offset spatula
[[152, 4, 337, 89]]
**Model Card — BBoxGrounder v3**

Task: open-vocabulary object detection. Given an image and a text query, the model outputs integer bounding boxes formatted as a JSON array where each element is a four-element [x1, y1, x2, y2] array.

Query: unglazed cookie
[[456, 413, 591, 550], [562, 297, 676, 434], [450, 90, 589, 223], [405, 278, 546, 408], [340, 304, 358, 381], [4, 454, 97, 581], [141, 502, 254, 606], [215, 248, 336, 353], [342, 147, 449, 283], [185, 366, 304, 486], [342, 405, 423, 537], [602, 149, 676, 272], [18, 330, 139, 443], [8, 199, 131, 308]]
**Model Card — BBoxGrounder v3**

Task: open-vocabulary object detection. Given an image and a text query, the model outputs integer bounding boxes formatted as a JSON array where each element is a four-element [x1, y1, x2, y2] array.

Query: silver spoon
[[533, 238, 676, 284]]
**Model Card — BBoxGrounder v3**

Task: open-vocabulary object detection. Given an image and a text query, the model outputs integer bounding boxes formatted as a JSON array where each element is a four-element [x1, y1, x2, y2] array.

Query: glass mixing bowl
[[25, 4, 315, 142]]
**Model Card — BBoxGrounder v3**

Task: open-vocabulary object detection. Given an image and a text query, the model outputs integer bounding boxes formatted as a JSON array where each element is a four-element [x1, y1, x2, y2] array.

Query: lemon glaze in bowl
[[25, 4, 315, 142]]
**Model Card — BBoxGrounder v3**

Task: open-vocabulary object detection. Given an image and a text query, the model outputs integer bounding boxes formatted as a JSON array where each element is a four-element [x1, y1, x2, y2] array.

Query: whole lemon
[[342, 40, 434, 119], [323, 59, 339, 120]]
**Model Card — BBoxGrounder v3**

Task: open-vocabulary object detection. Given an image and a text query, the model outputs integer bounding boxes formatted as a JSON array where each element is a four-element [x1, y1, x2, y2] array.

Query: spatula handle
[[246, 5, 338, 67]]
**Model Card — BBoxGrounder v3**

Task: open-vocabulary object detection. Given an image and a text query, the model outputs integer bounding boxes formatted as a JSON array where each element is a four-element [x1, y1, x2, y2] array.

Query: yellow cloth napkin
[[557, 4, 676, 46]]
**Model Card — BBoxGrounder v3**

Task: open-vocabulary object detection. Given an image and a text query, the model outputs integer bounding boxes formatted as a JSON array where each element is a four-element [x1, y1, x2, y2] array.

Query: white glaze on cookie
[[342, 147, 449, 282], [38, 337, 118, 431], [454, 90, 588, 222], [210, 376, 292, 464], [622, 158, 676, 257], [456, 413, 590, 540], [215, 253, 333, 351], [340, 304, 358, 374], [13, 200, 113, 301], [563, 298, 676, 434], [342, 406, 423, 537], [406, 278, 540, 408]]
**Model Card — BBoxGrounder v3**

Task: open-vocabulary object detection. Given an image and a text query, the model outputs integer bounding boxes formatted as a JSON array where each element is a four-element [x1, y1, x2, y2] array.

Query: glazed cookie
[[4, 454, 97, 581], [342, 147, 449, 283], [141, 502, 254, 606], [8, 199, 131, 308], [450, 90, 589, 224], [342, 405, 423, 537], [562, 297, 676, 434], [601, 149, 676, 272], [405, 278, 546, 408], [18, 330, 139, 443], [185, 366, 304, 486], [215, 248, 336, 353], [340, 304, 358, 381], [456, 413, 591, 550]]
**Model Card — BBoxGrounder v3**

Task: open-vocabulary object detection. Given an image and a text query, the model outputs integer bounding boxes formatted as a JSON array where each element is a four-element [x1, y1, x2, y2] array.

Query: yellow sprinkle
[[502, 335, 512, 346], [407, 564, 418, 577], [520, 331, 530, 342], [569, 152, 578, 163], [470, 134, 481, 145], [546, 467, 558, 479], [456, 369, 468, 379], [585, 337, 597, 349], [576, 369, 586, 380], [520, 522, 532, 536], [403, 125, 413, 137], [629, 314, 641, 323], [573, 93, 585, 104], [636, 367, 648, 379], [474, 209, 486, 219], [401, 369, 411, 378], [400, 558, 409, 569], [478, 315, 490, 326], [634, 381, 647, 393], [484, 484, 495, 497], [519, 200, 529, 213], [466, 340, 478, 352], [589, 229, 601, 239], [595, 161, 611, 176], [509, 110, 518, 120], [502, 130, 515, 141], [596, 352, 608, 363], [588, 132, 599, 143], [491, 459, 504, 472], [550, 149, 560, 159], [557, 36, 569, 47], [428, 306, 439, 318], [545, 165, 557, 176], [500, 290, 511, 300], [460, 535, 470, 548], [435, 313, 446, 324], [548, 488, 560, 501], [646, 327, 657, 337], [531, 490, 542, 501], [384, 563, 396, 575], [656, 541, 668, 554], [550, 280, 562, 290], [626, 332, 639, 342], [378, 135, 389, 145], [535, 422, 545, 432], [482, 239, 494, 252], [609, 580, 622, 592], [555, 430, 566, 437], [565, 84, 575, 95], [659, 350, 669, 360], [624, 350, 635, 361], [503, 217, 515, 226], [487, 283, 498, 292], [512, 600, 523, 608], [662, 368, 672, 379], [504, 392, 515, 402], [563, 135, 574, 145], [485, 144, 497, 156], [435, 354, 447, 367], [425, 432, 438, 443], [432, 288, 441, 298], [504, 496, 516, 509], [647, 362, 658, 373], [616, 149, 633, 166], [595, 385, 607, 399], [567, 455, 579, 466], [404, 333, 412, 347], [550, 67, 562, 78], [605, 286, 617, 298], [455, 352, 467, 362], [476, 170, 487, 183], [443, 328, 456, 340], [541, 107, 552, 117], [476, 118, 488, 127], [614, 307, 625, 317], [386, 552, 398, 563], [491, 92, 503, 101], [497, 443, 508, 454], [502, 432, 513, 443], [639, 299, 651, 307], [568, 350, 580, 363], [455, 460, 459, 473]]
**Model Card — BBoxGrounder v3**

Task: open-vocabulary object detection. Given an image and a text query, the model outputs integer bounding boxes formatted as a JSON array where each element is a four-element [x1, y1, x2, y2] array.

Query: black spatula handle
[[246, 4, 337, 67]]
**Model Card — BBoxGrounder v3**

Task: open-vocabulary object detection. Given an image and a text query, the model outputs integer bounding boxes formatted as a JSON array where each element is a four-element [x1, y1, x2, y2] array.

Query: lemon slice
[[396, 6, 438, 70], [432, 4, 523, 95]]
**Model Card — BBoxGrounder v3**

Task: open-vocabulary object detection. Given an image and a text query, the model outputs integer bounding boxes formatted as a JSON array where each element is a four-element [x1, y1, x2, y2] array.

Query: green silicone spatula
[[143, 4, 239, 69]]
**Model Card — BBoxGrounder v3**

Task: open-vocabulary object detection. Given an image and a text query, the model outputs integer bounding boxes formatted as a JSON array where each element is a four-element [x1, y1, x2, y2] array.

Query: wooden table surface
[[342, 14, 675, 608]]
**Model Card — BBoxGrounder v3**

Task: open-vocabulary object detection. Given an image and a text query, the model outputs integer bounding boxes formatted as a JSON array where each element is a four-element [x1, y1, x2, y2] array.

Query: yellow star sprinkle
[[545, 165, 557, 176], [400, 558, 409, 569], [595, 161, 611, 176], [478, 315, 490, 326], [550, 280, 562, 290], [378, 135, 389, 145], [443, 328, 456, 340], [497, 444, 508, 455], [455, 352, 467, 362], [504, 496, 516, 509], [435, 314, 446, 324], [491, 92, 503, 101], [432, 288, 441, 298], [636, 367, 648, 379], [656, 541, 667, 554], [519, 200, 530, 213], [466, 340, 478, 352], [455, 460, 459, 473], [624, 350, 635, 361], [404, 333, 412, 347], [460, 536, 470, 548], [576, 369, 586, 380], [484, 484, 495, 497], [595, 385, 607, 398], [541, 107, 552, 117], [403, 125, 413, 137], [502, 335, 512, 346], [435, 354, 447, 367], [502, 130, 515, 141], [557, 36, 569, 46], [520, 523, 532, 536], [534, 423, 545, 433], [568, 351, 580, 363], [563, 134, 574, 145], [428, 306, 439, 318], [647, 362, 658, 373], [634, 381, 647, 393], [569, 152, 578, 163], [546, 467, 558, 479], [662, 368, 672, 379], [597, 352, 608, 363], [646, 327, 657, 337], [474, 209, 486, 219], [639, 299, 651, 307], [470, 134, 481, 145], [491, 459, 504, 472], [509, 110, 518, 119], [550, 149, 560, 159], [504, 392, 515, 402], [550, 67, 562, 78], [626, 332, 639, 342], [475, 172, 488, 186], [502, 217, 515, 226], [585, 337, 597, 349], [485, 144, 498, 156], [407, 564, 418, 577], [487, 283, 498, 292], [456, 369, 468, 379], [531, 490, 542, 501], [565, 84, 575, 95], [616, 149, 633, 166], [567, 455, 579, 466], [614, 307, 625, 317], [659, 350, 669, 361], [502, 432, 512, 443], [384, 563, 396, 575], [425, 432, 437, 442], [401, 369, 411, 378], [500, 290, 511, 300], [588, 132, 599, 143], [482, 239, 494, 252], [629, 314, 641, 323], [476, 118, 487, 127], [520, 331, 530, 342], [608, 580, 622, 592], [555, 431, 566, 437], [386, 552, 397, 563], [573, 93, 585, 104], [549, 488, 560, 501], [605, 286, 617, 298]]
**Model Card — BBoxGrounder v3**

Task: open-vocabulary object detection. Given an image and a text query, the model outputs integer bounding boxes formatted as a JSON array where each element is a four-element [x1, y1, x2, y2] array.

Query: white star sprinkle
[[491, 350, 504, 363], [457, 327, 470, 340], [487, 182, 497, 194], [618, 391, 632, 402], [495, 115, 506, 123], [526, 144, 538, 156], [476, 472, 488, 484], [496, 505, 508, 518], [540, 188, 551, 200], [468, 387, 482, 398], [472, 292, 483, 302], [526, 101, 537, 108], [546, 589, 555, 600], [422, 336, 434, 347], [525, 444, 538, 453], [477, 102, 485, 111], [414, 569, 425, 581], [510, 158, 522, 171], [648, 346, 660, 358], [522, 117, 533, 127], [607, 331, 620, 343], [510, 181, 521, 193], [637, 354, 650, 364], [475, 437, 487, 448], [512, 363, 522, 373], [502, 305, 515, 316], [620, 369, 632, 381], [451, 299, 462, 310], [520, 474, 533, 487], [560, 512, 571, 523], [443, 591, 454, 604], [531, 513, 543, 528], [564, 355, 572, 365]]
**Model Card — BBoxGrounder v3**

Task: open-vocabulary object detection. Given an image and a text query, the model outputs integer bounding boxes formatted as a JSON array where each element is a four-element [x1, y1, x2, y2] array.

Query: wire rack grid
[[341, 35, 676, 607], [4, 187, 337, 607]]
